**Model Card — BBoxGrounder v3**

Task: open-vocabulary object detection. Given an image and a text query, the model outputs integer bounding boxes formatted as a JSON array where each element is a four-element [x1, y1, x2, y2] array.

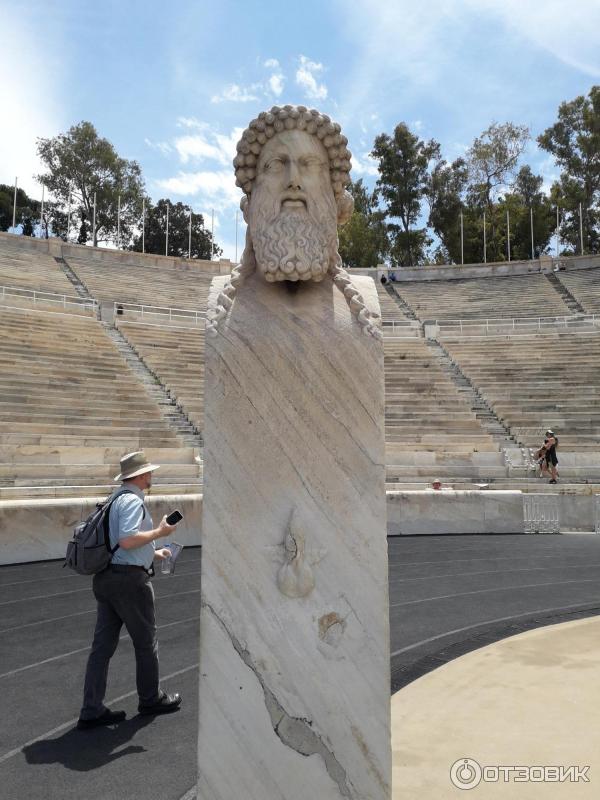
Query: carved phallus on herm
[[277, 509, 316, 598]]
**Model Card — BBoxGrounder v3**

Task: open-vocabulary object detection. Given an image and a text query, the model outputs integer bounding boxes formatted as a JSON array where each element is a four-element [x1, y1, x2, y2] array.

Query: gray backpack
[[64, 490, 138, 575]]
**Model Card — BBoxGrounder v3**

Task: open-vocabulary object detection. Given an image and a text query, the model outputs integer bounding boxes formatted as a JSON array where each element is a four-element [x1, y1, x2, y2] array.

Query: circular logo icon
[[450, 758, 482, 790]]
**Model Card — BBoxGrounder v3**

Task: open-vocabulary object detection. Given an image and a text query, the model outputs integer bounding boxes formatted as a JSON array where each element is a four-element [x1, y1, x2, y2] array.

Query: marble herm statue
[[199, 105, 390, 800]]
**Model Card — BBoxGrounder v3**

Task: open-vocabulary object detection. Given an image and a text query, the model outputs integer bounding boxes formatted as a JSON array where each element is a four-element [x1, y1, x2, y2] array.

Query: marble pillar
[[198, 271, 390, 799]]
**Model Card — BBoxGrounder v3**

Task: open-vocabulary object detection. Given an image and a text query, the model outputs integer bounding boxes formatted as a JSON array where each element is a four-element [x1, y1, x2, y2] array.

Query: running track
[[1, 534, 600, 800]]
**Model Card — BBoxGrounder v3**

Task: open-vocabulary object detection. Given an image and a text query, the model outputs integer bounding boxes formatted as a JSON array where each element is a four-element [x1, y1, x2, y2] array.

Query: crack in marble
[[203, 601, 354, 798]]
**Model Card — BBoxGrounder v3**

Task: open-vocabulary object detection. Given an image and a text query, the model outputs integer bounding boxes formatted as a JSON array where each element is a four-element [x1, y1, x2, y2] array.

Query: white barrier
[[523, 494, 560, 534], [114, 301, 205, 326], [0, 284, 97, 314], [435, 313, 600, 337]]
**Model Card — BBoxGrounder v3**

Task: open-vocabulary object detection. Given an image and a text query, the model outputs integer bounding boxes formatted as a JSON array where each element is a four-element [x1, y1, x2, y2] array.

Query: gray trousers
[[80, 566, 160, 720]]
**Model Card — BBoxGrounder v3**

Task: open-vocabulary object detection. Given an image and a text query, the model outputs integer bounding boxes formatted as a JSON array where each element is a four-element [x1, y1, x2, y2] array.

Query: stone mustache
[[199, 105, 391, 800]]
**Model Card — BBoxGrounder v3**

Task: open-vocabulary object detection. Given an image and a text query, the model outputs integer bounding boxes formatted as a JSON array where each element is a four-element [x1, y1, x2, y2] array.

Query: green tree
[[131, 199, 221, 259], [371, 123, 440, 267], [338, 179, 387, 268], [499, 166, 555, 259], [538, 86, 600, 254], [426, 157, 479, 264], [466, 121, 530, 261], [36, 121, 145, 247], [0, 183, 60, 238]]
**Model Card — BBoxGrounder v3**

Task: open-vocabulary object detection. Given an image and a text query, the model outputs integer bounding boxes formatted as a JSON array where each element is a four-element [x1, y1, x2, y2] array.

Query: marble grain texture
[[198, 273, 390, 799]]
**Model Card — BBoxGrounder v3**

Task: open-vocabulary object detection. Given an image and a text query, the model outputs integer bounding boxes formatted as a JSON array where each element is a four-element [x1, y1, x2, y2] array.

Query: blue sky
[[1, 0, 599, 259]]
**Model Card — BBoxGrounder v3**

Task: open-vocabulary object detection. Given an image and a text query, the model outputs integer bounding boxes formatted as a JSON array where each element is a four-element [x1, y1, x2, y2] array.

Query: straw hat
[[114, 451, 161, 481]]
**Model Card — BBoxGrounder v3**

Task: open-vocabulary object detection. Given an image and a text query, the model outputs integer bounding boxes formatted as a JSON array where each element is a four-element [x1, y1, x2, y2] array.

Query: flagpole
[[211, 209, 214, 259], [12, 177, 17, 231], [460, 211, 464, 265], [506, 209, 511, 262], [142, 198, 145, 254], [92, 192, 97, 246], [188, 209, 192, 259], [483, 210, 487, 264], [530, 206, 534, 259], [67, 189, 72, 242], [555, 206, 559, 257], [579, 202, 584, 255], [235, 209, 239, 263], [40, 185, 45, 239], [117, 194, 121, 248], [165, 202, 169, 256]]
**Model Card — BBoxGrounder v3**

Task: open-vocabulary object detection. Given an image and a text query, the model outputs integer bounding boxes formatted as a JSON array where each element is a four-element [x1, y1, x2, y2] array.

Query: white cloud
[[174, 135, 226, 164], [264, 58, 280, 69], [351, 152, 379, 178], [337, 0, 600, 122], [176, 117, 211, 131], [268, 72, 285, 97], [211, 83, 260, 104], [295, 55, 328, 101], [144, 138, 173, 156], [169, 125, 244, 167], [0, 8, 63, 197], [473, 0, 600, 78], [155, 169, 241, 211]]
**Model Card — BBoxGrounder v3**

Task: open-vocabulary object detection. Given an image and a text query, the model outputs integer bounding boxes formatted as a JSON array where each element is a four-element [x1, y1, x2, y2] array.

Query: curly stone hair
[[233, 105, 352, 199], [205, 106, 382, 341]]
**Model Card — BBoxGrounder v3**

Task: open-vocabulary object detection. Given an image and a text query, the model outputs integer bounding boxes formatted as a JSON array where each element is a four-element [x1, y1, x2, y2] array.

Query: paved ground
[[392, 616, 600, 799], [1, 534, 600, 800]]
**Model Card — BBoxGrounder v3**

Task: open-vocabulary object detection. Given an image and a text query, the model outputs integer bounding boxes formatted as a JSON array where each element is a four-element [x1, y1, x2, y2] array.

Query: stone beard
[[247, 185, 339, 283]]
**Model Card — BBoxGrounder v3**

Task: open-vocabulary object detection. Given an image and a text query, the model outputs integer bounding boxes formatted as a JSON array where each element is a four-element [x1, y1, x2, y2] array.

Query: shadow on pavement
[[23, 715, 157, 771]]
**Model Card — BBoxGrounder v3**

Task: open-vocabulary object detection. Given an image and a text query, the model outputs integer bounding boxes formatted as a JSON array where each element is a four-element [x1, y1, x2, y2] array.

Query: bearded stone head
[[234, 106, 354, 283], [206, 107, 380, 339]]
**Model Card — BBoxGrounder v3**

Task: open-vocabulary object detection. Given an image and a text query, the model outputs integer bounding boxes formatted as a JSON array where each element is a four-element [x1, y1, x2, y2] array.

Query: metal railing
[[523, 494, 560, 534], [113, 301, 205, 326], [381, 319, 421, 337], [0, 284, 97, 313], [434, 313, 600, 336]]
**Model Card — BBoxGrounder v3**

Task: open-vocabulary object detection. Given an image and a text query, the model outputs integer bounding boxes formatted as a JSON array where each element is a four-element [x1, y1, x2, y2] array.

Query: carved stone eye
[[266, 158, 284, 172]]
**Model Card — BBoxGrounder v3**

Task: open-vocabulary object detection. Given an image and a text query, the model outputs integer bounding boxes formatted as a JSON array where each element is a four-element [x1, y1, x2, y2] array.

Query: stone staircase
[[426, 338, 518, 448], [55, 256, 93, 299], [545, 271, 586, 315], [101, 321, 203, 447], [385, 284, 424, 334]]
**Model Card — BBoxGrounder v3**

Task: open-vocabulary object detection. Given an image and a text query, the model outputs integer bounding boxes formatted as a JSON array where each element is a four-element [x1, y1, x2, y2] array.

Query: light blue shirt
[[108, 484, 155, 569]]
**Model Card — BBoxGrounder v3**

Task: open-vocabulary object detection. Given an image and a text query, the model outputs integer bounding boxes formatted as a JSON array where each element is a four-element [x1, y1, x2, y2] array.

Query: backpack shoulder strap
[[103, 489, 146, 555]]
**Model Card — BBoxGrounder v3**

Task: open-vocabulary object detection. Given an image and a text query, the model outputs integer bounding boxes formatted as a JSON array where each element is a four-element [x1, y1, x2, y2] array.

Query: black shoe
[[549, 479, 557, 484], [138, 691, 182, 716], [77, 709, 126, 730]]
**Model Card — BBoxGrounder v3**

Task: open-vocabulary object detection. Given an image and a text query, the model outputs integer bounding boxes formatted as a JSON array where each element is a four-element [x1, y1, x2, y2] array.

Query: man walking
[[77, 451, 182, 729]]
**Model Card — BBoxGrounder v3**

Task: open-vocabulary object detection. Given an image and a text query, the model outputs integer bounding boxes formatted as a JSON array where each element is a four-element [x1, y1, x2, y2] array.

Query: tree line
[[339, 85, 600, 268], [2, 86, 598, 268], [0, 121, 221, 260]]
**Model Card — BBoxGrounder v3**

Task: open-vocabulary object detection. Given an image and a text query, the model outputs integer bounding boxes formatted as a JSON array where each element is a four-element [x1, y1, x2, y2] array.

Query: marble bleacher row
[[441, 330, 600, 452], [1, 229, 599, 494], [376, 283, 410, 321], [384, 336, 503, 483], [116, 320, 204, 431], [0, 237, 74, 295], [0, 305, 199, 498], [393, 273, 572, 321], [556, 267, 600, 314], [64, 253, 215, 310]]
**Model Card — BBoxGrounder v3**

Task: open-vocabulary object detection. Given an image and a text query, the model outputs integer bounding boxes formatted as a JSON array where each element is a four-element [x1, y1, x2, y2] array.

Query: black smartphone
[[166, 510, 183, 525]]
